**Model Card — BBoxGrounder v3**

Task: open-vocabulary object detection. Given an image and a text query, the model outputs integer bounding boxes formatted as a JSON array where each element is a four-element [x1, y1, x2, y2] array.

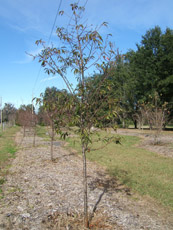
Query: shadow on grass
[[164, 128, 173, 131], [88, 170, 131, 223]]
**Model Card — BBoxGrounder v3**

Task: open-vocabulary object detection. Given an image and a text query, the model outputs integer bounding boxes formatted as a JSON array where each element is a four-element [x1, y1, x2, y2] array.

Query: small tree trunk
[[163, 122, 166, 130], [23, 126, 26, 137], [82, 144, 89, 228], [33, 127, 36, 147], [122, 112, 126, 128], [134, 120, 137, 129], [122, 119, 125, 129], [50, 124, 54, 161], [149, 122, 153, 130]]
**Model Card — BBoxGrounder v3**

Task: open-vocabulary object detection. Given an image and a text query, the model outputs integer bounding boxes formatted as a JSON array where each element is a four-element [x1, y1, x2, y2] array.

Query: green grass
[[0, 126, 20, 196], [166, 124, 173, 128], [65, 130, 173, 210], [36, 125, 51, 141], [0, 126, 20, 164], [0, 126, 19, 164]]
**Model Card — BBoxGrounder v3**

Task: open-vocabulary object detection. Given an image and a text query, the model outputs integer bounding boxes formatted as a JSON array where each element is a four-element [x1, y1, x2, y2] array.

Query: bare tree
[[17, 110, 32, 137], [16, 104, 36, 138], [138, 93, 168, 144], [36, 88, 72, 161]]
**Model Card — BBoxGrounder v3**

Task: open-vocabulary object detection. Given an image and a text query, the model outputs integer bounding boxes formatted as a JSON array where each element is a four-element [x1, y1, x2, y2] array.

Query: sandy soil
[[0, 129, 172, 229]]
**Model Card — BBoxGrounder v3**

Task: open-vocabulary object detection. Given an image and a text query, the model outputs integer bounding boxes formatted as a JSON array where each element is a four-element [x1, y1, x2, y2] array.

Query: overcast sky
[[0, 0, 172, 108]]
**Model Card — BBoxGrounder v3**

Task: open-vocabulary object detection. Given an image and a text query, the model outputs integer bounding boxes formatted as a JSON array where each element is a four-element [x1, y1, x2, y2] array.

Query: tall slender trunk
[[122, 119, 125, 128], [33, 126, 36, 147], [149, 122, 153, 130], [77, 20, 89, 227], [50, 124, 54, 161], [134, 120, 137, 129], [23, 126, 26, 137], [82, 144, 89, 228], [122, 112, 126, 128]]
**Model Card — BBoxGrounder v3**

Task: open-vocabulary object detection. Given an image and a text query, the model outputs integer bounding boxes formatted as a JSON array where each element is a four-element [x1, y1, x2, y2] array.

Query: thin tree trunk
[[50, 124, 54, 161], [33, 127, 36, 147], [122, 112, 126, 128], [122, 119, 125, 128], [149, 122, 153, 130], [134, 120, 137, 129], [23, 126, 26, 137], [82, 144, 89, 228]]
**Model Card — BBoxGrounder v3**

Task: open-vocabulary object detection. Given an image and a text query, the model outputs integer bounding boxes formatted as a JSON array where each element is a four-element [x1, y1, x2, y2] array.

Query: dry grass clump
[[41, 211, 117, 229]]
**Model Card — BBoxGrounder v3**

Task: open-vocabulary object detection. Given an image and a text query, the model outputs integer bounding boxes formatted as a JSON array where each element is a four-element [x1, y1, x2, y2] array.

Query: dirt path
[[0, 129, 173, 229], [117, 129, 173, 158]]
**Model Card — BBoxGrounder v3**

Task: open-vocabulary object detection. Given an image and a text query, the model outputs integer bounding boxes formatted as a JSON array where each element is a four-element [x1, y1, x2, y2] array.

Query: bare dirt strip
[[116, 128, 173, 158]]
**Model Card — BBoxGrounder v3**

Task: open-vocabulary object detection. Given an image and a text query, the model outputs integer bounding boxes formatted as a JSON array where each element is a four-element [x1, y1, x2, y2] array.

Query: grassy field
[[66, 131, 173, 210], [36, 126, 173, 210], [0, 126, 20, 193], [0, 126, 20, 163]]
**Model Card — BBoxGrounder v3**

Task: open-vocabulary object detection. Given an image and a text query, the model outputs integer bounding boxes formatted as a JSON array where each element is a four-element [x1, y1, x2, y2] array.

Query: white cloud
[[12, 47, 42, 64], [12, 57, 32, 64], [41, 76, 58, 82]]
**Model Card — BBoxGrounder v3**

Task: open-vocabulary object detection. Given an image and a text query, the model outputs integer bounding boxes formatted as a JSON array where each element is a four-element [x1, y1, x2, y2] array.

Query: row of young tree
[[2, 26, 173, 131], [1, 103, 35, 135], [1, 3, 172, 227]]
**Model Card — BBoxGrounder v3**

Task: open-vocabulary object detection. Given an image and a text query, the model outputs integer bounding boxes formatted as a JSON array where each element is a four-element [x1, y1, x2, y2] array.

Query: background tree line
[[90, 26, 173, 128], [1, 26, 172, 130], [36, 26, 173, 130]]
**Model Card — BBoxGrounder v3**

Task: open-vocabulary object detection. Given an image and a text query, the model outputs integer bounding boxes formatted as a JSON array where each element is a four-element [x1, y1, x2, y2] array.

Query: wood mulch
[[0, 129, 172, 229]]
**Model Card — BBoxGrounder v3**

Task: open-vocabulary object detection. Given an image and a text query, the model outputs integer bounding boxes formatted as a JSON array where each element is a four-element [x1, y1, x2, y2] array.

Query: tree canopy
[[127, 26, 173, 110], [2, 103, 17, 123]]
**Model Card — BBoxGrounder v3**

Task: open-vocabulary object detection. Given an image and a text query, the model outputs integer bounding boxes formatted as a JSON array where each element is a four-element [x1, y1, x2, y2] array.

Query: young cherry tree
[[17, 106, 33, 137], [37, 87, 72, 161], [34, 3, 117, 228]]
